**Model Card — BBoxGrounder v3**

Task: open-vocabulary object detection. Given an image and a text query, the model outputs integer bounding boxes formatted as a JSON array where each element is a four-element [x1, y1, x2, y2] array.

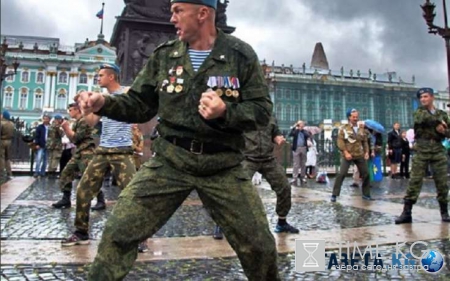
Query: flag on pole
[[96, 8, 104, 19]]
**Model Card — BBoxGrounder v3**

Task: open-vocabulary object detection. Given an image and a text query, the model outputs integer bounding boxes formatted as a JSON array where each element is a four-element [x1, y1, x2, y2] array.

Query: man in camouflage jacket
[[77, 1, 280, 280], [52, 103, 104, 209], [331, 109, 371, 202], [396, 88, 450, 224]]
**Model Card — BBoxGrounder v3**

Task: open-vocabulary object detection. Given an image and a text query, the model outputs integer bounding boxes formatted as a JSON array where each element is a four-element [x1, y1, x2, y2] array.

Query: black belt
[[165, 137, 232, 154]]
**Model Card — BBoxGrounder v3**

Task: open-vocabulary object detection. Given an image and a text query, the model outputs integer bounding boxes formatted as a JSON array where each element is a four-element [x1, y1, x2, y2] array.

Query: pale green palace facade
[[1, 35, 117, 124]]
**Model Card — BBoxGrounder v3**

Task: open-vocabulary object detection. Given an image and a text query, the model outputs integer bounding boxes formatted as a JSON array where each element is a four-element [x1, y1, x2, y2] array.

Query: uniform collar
[[169, 29, 228, 63]]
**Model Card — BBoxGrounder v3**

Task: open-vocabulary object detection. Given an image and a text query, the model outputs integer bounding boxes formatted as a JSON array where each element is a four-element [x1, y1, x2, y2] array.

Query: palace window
[[36, 72, 44, 83], [276, 104, 282, 121], [5, 71, 15, 82], [19, 88, 28, 109], [284, 104, 291, 121], [93, 74, 99, 85], [79, 73, 87, 84], [56, 89, 67, 109], [21, 71, 29, 83], [34, 89, 43, 109], [58, 72, 68, 84], [3, 87, 13, 108]]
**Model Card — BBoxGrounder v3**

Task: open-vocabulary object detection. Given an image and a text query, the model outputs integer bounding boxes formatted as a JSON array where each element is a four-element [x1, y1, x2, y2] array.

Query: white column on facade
[[50, 73, 57, 108], [87, 74, 93, 91], [68, 74, 74, 101], [44, 72, 51, 107], [71, 74, 78, 101]]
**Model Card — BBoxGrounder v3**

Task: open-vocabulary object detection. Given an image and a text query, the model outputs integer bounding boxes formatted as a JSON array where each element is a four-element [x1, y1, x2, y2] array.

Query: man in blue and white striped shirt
[[62, 64, 137, 248]]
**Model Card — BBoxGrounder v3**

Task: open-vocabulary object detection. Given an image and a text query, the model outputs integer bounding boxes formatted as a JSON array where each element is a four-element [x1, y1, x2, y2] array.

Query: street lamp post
[[421, 0, 450, 106], [0, 37, 20, 119]]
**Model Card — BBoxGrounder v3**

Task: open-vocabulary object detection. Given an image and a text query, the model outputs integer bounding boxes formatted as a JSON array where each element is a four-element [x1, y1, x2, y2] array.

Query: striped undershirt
[[188, 49, 211, 72], [99, 87, 132, 148]]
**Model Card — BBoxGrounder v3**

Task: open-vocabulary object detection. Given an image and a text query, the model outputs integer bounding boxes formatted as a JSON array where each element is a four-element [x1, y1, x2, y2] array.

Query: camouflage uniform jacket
[[96, 29, 272, 154], [413, 106, 450, 152], [70, 117, 95, 158], [46, 124, 63, 150], [337, 123, 369, 159], [1, 120, 15, 140], [243, 116, 281, 161]]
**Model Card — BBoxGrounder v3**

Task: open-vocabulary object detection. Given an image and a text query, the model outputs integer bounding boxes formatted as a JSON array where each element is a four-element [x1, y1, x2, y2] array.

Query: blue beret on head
[[100, 63, 121, 74], [171, 0, 217, 9], [53, 114, 63, 120], [2, 110, 10, 120], [416, 87, 434, 99], [346, 108, 357, 117]]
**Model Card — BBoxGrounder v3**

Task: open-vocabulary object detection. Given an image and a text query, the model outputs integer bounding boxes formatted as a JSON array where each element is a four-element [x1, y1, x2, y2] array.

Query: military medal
[[175, 85, 183, 93], [216, 88, 223, 96], [217, 76, 224, 96], [231, 77, 239, 98], [224, 76, 232, 96], [232, 90, 239, 98], [176, 66, 183, 76], [168, 67, 175, 76], [177, 78, 184, 84], [167, 77, 176, 93], [225, 88, 232, 97]]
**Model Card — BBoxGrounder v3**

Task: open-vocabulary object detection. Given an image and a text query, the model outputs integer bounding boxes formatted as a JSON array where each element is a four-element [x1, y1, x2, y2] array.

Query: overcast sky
[[1, 0, 448, 91]]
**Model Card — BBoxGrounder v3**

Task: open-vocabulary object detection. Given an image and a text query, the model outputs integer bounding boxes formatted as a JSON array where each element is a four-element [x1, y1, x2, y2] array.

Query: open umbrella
[[364, 119, 385, 134], [406, 129, 415, 142], [304, 126, 321, 135]]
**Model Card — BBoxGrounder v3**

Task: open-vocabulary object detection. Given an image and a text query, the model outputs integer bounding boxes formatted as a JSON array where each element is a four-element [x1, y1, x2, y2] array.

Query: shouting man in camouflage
[[52, 103, 104, 209], [61, 64, 136, 246], [77, 1, 280, 280], [396, 88, 450, 224]]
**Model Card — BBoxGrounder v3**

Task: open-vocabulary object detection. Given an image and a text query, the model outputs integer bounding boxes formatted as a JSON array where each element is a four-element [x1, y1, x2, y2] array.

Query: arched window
[[292, 105, 297, 122], [284, 104, 291, 121], [285, 89, 291, 100], [34, 89, 43, 109], [276, 104, 282, 120], [79, 73, 88, 84], [58, 72, 68, 83], [36, 72, 44, 83], [93, 74, 99, 85], [21, 71, 29, 83], [56, 89, 67, 109], [5, 70, 15, 82], [3, 87, 13, 108], [19, 88, 28, 109]]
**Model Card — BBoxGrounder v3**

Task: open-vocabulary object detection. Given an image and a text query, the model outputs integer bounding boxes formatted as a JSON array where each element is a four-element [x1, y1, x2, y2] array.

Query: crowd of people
[[1, 0, 449, 280]]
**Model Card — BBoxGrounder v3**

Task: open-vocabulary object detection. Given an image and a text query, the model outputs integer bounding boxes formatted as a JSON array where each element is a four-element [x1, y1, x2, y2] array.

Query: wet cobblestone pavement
[[1, 176, 449, 280], [2, 239, 449, 280]]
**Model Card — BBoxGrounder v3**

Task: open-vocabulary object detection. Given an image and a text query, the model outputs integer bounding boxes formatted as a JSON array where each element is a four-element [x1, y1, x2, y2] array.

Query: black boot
[[52, 191, 71, 209], [395, 200, 413, 224], [439, 202, 450, 222], [213, 225, 223, 240], [91, 191, 106, 211]]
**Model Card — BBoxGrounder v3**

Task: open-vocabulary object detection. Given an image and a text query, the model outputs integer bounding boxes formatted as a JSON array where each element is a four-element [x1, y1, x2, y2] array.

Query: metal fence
[[8, 117, 34, 173]]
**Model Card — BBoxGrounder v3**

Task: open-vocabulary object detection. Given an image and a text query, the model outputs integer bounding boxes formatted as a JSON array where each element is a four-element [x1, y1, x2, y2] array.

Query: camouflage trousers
[[243, 158, 291, 217], [404, 144, 449, 204], [0, 140, 12, 177], [47, 149, 62, 172], [75, 147, 135, 233], [88, 154, 280, 280], [58, 153, 93, 192]]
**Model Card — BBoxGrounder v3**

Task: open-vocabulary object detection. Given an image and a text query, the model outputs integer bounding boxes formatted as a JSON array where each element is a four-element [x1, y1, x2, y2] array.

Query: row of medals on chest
[[160, 66, 241, 98]]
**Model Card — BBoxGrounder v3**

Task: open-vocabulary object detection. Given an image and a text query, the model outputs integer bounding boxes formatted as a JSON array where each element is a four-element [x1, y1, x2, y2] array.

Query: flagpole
[[100, 2, 105, 35]]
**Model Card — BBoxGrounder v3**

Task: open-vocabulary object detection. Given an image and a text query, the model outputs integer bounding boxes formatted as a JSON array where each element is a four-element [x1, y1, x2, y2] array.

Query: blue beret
[[346, 108, 357, 117], [2, 110, 10, 120], [416, 87, 434, 99], [53, 114, 63, 120], [100, 63, 121, 74], [171, 0, 217, 9]]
